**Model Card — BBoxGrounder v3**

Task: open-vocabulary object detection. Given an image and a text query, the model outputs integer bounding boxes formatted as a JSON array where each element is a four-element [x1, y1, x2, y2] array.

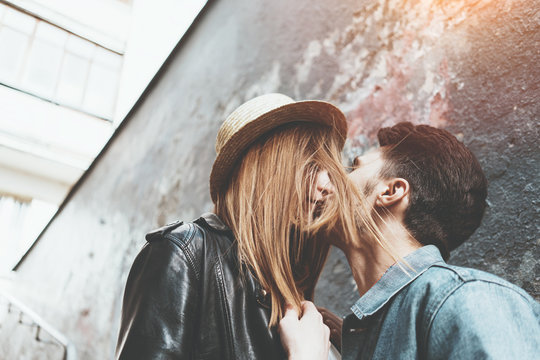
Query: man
[[279, 122, 540, 359]]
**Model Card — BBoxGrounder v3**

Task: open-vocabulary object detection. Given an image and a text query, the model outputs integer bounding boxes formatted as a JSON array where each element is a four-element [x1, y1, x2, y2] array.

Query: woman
[[115, 94, 388, 359]]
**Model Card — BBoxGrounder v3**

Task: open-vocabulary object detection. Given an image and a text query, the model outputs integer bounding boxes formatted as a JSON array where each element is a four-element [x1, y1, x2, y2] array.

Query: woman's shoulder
[[145, 219, 192, 244], [139, 213, 237, 285], [144, 213, 235, 259]]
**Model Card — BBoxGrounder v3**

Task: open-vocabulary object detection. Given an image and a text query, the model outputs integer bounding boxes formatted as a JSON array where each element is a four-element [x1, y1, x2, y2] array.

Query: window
[[0, 3, 123, 120], [0, 195, 57, 272]]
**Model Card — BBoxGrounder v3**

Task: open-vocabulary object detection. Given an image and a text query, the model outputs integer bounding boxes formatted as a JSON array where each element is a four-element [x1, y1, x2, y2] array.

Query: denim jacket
[[342, 245, 540, 359]]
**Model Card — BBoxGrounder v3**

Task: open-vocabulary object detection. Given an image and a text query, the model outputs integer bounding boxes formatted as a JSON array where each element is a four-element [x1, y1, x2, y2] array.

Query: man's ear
[[375, 178, 410, 208]]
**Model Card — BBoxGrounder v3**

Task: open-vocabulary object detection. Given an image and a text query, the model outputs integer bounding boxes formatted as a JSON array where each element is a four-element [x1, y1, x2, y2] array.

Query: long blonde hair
[[215, 123, 392, 326]]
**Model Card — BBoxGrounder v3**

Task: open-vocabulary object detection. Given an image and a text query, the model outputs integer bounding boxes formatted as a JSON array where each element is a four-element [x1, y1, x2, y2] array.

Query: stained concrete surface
[[1, 0, 538, 358]]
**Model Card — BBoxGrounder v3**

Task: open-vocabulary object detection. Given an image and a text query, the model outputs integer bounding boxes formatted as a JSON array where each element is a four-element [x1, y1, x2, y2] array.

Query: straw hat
[[210, 93, 348, 202]]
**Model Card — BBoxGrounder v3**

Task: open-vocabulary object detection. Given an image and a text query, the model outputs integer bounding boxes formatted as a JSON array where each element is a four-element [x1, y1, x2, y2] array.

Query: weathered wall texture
[[1, 0, 538, 358]]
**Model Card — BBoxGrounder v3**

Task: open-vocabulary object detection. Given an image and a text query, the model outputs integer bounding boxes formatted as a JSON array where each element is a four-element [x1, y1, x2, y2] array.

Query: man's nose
[[313, 170, 335, 201]]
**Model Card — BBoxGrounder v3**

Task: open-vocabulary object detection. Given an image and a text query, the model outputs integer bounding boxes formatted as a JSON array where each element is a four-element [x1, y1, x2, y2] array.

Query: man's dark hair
[[377, 122, 488, 259]]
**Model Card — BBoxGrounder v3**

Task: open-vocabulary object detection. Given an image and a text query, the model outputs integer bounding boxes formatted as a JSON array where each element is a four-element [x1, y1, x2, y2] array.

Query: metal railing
[[0, 290, 76, 360]]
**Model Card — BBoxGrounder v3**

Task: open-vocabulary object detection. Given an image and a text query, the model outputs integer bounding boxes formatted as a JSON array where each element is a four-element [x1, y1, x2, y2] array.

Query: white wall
[[114, 0, 207, 123]]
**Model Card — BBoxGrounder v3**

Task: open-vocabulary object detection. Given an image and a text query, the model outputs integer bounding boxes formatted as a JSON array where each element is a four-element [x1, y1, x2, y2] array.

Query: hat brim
[[210, 100, 347, 202]]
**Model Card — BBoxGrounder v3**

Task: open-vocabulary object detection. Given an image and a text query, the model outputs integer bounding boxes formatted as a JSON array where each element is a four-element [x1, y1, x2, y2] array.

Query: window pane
[[83, 63, 119, 118], [21, 39, 63, 98], [56, 53, 89, 107], [0, 27, 30, 83], [93, 46, 122, 69], [0, 3, 7, 20], [66, 35, 95, 59], [3, 7, 35, 34], [35, 21, 67, 47]]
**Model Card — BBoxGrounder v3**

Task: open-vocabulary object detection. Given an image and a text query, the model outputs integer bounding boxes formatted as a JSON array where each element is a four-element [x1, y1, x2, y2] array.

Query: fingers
[[301, 301, 329, 337], [282, 304, 299, 320], [315, 306, 342, 352], [324, 324, 330, 336], [279, 301, 332, 359], [301, 301, 322, 320], [317, 307, 341, 326], [279, 304, 300, 339], [301, 300, 317, 312], [324, 316, 341, 330]]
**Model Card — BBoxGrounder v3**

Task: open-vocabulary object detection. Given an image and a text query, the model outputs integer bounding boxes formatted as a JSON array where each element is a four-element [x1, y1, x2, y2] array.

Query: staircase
[[0, 291, 76, 360]]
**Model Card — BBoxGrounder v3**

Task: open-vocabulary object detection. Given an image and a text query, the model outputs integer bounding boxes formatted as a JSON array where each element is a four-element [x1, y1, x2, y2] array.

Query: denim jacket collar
[[351, 245, 444, 320]]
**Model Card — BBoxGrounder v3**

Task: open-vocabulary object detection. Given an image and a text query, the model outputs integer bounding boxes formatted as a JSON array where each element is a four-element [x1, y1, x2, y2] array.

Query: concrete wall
[[2, 0, 538, 358]]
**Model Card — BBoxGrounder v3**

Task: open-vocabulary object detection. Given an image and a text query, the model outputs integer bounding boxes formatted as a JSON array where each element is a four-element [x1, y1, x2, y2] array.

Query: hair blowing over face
[[377, 122, 488, 259], [215, 123, 388, 326]]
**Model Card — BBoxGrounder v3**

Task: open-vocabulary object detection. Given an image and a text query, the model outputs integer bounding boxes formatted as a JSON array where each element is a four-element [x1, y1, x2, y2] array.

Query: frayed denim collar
[[351, 245, 444, 320]]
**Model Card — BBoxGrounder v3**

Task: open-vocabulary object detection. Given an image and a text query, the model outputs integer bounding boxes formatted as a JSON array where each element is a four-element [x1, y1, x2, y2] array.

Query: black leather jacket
[[116, 213, 286, 359]]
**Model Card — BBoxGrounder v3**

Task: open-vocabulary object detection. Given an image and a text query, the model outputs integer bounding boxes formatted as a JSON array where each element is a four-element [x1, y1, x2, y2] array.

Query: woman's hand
[[278, 301, 330, 360], [317, 306, 343, 352]]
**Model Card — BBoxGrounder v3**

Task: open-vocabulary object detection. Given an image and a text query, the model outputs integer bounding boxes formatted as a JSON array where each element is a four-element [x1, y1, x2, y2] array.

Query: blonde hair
[[215, 123, 395, 326]]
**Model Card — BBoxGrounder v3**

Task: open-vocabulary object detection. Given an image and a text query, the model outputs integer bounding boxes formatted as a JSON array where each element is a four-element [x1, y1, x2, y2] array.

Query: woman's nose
[[313, 170, 335, 201]]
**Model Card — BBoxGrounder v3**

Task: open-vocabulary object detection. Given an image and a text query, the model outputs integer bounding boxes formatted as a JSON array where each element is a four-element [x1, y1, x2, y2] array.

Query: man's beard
[[362, 178, 378, 198]]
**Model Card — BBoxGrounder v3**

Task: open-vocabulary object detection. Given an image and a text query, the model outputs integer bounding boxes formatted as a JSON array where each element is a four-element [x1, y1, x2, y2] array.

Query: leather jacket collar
[[198, 212, 232, 233]]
